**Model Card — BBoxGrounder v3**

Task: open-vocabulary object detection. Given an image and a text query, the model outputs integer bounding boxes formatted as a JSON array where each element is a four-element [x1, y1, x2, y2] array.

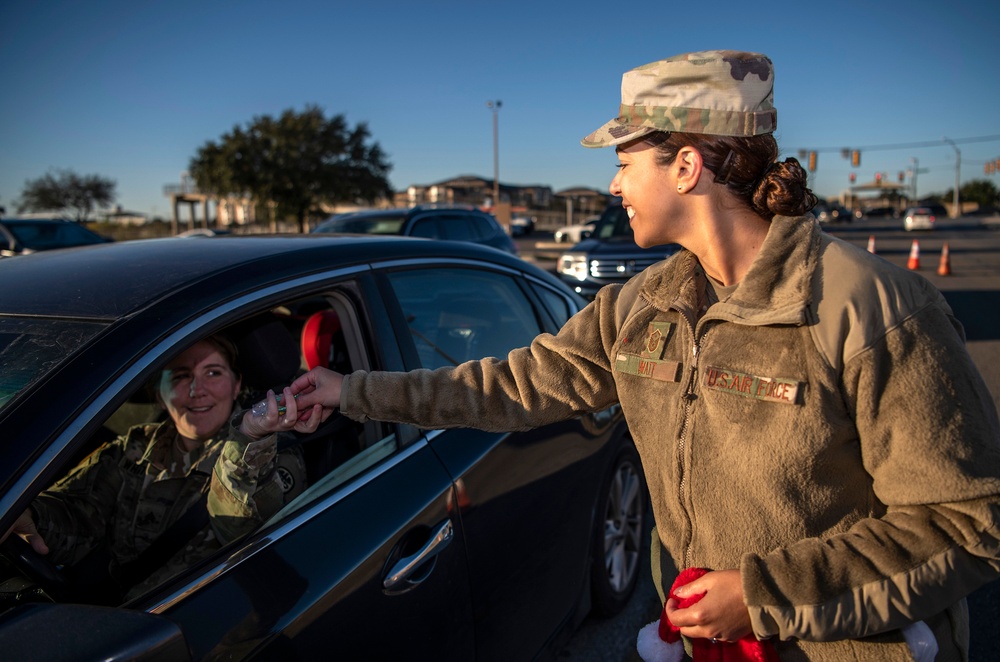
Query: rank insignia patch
[[615, 321, 681, 382]]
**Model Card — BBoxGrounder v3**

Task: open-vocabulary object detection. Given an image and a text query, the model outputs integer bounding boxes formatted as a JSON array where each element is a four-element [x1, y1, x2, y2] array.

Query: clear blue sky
[[2, 0, 998, 219]]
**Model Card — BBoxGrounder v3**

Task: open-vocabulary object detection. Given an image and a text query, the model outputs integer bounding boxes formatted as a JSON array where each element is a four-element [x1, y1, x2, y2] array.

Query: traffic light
[[851, 150, 861, 167], [875, 172, 882, 183], [808, 151, 817, 172], [898, 171, 905, 182], [849, 172, 856, 183]]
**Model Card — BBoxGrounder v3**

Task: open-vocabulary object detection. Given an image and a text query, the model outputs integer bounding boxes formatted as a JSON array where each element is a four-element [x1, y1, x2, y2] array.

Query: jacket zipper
[[676, 312, 701, 569]]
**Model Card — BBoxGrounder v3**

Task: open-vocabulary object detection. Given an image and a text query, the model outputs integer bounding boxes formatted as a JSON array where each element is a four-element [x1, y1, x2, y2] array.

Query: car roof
[[0, 234, 542, 320]]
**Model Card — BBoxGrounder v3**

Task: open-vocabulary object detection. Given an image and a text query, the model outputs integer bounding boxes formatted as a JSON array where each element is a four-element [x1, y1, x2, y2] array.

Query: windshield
[[594, 204, 632, 240], [318, 213, 406, 235], [5, 221, 106, 250], [0, 317, 108, 410]]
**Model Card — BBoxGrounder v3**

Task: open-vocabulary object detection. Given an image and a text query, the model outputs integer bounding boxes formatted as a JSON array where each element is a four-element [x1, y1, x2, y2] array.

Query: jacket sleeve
[[341, 284, 628, 431], [30, 434, 135, 566], [207, 419, 291, 543], [742, 302, 1000, 641]]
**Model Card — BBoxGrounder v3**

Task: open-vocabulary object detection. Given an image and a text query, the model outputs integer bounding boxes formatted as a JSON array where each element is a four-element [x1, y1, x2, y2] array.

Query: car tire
[[590, 440, 646, 616]]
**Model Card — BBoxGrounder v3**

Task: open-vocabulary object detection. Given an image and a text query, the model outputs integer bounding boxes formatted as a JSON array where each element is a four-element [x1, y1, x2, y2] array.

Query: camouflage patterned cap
[[581, 50, 777, 148]]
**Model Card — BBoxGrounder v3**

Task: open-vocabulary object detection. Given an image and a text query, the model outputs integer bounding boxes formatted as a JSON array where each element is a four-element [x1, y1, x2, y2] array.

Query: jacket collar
[[639, 214, 820, 326]]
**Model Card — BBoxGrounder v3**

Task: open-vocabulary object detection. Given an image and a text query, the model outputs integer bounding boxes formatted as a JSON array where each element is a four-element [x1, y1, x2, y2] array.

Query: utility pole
[[487, 100, 502, 212], [943, 137, 961, 218]]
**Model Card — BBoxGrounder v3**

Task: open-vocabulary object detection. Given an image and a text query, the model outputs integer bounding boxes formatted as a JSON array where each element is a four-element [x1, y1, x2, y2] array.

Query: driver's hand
[[8, 510, 49, 555]]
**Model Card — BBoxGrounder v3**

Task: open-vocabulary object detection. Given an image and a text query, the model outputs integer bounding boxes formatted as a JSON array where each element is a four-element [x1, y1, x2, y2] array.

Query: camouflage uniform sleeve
[[30, 429, 142, 566], [207, 412, 303, 543]]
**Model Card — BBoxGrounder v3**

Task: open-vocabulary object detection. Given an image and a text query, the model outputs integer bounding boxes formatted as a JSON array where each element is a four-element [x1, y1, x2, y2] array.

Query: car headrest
[[301, 310, 341, 370], [229, 315, 301, 392]]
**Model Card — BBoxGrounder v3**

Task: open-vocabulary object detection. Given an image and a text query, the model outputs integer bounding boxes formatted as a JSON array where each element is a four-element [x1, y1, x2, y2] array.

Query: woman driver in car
[[6, 334, 321, 601]]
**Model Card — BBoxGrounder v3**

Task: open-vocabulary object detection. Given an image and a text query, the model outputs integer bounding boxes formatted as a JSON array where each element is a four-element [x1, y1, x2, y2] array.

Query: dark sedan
[[0, 235, 646, 660], [312, 205, 519, 256], [0, 217, 111, 256]]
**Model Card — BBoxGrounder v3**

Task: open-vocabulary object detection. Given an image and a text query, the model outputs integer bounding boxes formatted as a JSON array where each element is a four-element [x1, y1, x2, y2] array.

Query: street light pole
[[487, 100, 502, 212], [943, 137, 961, 218]]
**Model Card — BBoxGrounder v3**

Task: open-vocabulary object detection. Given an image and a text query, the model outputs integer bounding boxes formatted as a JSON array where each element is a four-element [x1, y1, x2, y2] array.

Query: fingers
[[9, 512, 50, 555], [26, 532, 50, 555], [289, 368, 326, 396], [292, 404, 324, 433], [663, 569, 752, 642]]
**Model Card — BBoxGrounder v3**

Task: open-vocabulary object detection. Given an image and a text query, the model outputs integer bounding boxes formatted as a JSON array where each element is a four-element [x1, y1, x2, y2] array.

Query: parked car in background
[[862, 206, 899, 219], [509, 215, 535, 237], [554, 217, 599, 244], [915, 202, 949, 219], [813, 204, 852, 224], [903, 206, 937, 231], [0, 217, 111, 256], [0, 234, 646, 660], [558, 200, 681, 299], [176, 227, 232, 237], [312, 205, 518, 255]]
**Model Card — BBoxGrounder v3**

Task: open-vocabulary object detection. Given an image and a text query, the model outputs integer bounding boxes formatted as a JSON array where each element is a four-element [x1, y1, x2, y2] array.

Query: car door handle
[[383, 519, 454, 591]]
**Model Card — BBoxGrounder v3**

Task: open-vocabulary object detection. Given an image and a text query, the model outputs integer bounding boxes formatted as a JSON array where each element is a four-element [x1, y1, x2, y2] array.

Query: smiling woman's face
[[158, 340, 241, 444], [610, 140, 681, 249]]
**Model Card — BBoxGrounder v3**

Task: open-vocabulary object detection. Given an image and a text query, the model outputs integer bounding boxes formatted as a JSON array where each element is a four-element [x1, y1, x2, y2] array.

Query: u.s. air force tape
[[703, 366, 802, 405]]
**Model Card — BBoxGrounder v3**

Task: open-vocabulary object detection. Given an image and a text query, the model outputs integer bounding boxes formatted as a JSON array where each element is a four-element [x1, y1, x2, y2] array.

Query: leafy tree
[[958, 179, 999, 208], [18, 170, 117, 222], [190, 105, 393, 232]]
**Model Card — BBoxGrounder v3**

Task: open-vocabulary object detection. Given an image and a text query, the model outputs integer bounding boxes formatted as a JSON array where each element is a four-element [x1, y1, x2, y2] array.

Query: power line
[[788, 134, 1000, 154]]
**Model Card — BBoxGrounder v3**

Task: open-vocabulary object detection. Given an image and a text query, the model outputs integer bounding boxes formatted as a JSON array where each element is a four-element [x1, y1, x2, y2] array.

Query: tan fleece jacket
[[342, 214, 1000, 660]]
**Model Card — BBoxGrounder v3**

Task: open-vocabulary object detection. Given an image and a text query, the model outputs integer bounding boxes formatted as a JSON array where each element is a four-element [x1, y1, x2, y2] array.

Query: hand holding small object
[[251, 392, 296, 417], [241, 387, 322, 439]]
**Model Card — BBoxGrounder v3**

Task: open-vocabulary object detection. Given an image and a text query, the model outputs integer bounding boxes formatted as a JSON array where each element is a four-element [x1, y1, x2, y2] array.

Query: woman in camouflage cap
[[291, 50, 1000, 660]]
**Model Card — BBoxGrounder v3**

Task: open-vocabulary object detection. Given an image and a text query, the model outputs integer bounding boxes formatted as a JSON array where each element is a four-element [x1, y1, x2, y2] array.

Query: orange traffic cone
[[907, 240, 921, 270], [867, 235, 876, 254], [937, 242, 952, 276]]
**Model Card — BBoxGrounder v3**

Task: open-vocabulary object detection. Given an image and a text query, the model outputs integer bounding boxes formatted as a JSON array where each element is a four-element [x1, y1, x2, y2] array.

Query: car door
[[378, 263, 615, 661], [151, 276, 478, 659]]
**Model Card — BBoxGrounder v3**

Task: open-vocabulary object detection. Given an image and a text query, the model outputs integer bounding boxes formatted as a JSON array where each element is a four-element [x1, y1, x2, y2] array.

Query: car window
[[441, 214, 483, 242], [408, 217, 441, 239], [0, 317, 109, 410], [465, 215, 495, 240], [386, 267, 542, 369], [594, 206, 631, 239], [531, 283, 578, 329], [18, 285, 408, 607], [4, 221, 104, 250], [315, 213, 406, 235]]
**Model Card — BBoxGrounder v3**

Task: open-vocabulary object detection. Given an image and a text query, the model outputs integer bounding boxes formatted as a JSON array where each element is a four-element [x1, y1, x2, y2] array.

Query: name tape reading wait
[[703, 366, 802, 405], [616, 354, 683, 382], [616, 321, 683, 382]]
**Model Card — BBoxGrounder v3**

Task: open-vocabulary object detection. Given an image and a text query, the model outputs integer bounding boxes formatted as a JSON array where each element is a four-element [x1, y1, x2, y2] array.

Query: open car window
[[3, 285, 407, 608]]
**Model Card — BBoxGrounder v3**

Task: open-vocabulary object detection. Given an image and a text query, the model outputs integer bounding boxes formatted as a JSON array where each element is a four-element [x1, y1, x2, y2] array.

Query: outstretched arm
[[288, 368, 344, 423]]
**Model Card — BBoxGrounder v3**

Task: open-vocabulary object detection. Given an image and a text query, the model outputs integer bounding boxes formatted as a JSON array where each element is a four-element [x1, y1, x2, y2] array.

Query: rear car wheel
[[590, 441, 646, 616]]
